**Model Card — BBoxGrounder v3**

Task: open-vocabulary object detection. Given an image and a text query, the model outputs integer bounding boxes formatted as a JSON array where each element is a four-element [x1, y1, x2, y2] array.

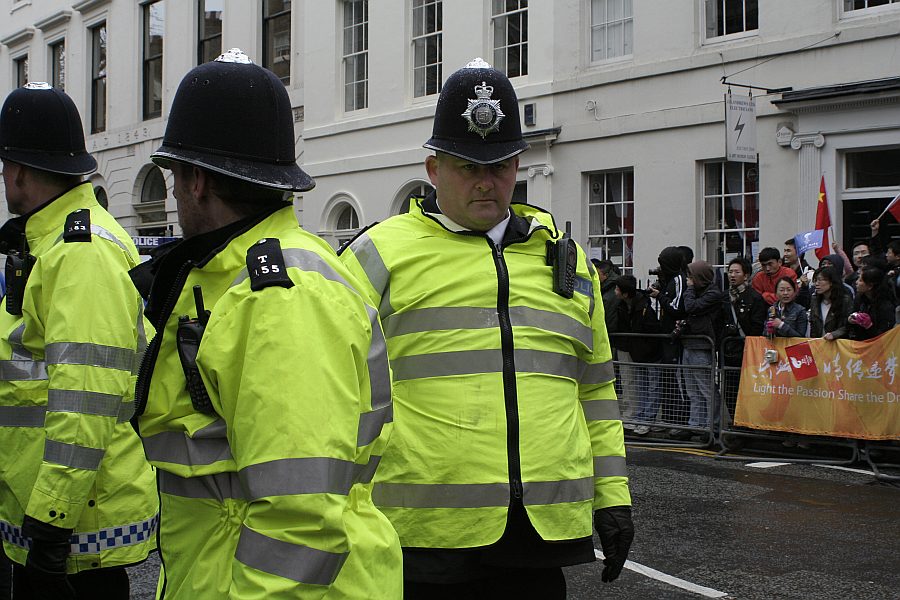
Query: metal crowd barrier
[[610, 333, 717, 449], [610, 333, 893, 472]]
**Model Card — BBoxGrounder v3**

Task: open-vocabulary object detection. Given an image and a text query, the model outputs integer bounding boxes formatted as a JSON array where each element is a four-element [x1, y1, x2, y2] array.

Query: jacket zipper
[[489, 240, 523, 503], [133, 261, 195, 424]]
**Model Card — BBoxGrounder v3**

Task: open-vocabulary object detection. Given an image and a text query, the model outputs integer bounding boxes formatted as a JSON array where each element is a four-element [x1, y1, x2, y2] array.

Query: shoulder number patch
[[63, 209, 92, 243], [246, 238, 294, 291]]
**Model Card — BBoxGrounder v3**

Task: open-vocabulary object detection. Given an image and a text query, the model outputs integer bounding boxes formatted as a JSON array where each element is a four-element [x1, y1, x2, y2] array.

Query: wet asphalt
[[127, 446, 900, 599]]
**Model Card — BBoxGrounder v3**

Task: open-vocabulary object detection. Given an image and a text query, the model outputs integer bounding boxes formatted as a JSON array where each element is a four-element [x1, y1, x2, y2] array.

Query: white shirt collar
[[434, 199, 511, 247]]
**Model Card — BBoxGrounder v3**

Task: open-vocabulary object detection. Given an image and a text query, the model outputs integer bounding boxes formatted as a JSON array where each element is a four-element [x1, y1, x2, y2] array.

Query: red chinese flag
[[885, 193, 900, 222], [785, 342, 819, 381], [814, 176, 831, 261]]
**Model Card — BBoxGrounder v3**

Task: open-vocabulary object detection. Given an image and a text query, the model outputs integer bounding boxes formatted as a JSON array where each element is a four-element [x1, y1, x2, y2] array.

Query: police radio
[[176, 285, 215, 414], [5, 238, 36, 316], [546, 221, 577, 299]]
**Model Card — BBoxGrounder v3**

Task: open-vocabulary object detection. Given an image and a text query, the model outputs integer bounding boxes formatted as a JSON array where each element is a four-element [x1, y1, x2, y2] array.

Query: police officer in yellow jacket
[[0, 83, 158, 599], [339, 59, 634, 598], [130, 50, 401, 599]]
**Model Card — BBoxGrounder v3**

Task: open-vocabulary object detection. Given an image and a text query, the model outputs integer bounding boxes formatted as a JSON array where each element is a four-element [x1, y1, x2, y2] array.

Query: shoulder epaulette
[[63, 209, 92, 243], [246, 238, 294, 291]]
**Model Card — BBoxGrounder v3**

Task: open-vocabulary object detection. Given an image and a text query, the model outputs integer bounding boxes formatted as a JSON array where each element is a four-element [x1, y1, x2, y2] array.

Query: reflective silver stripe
[[1, 514, 158, 554], [0, 406, 46, 427], [357, 404, 393, 447], [235, 526, 348, 586], [579, 360, 616, 385], [8, 324, 32, 360], [44, 439, 105, 470], [0, 359, 48, 381], [383, 306, 593, 349], [580, 399, 622, 422], [354, 455, 381, 485], [383, 306, 496, 338], [366, 306, 392, 410], [142, 420, 233, 467], [523, 477, 594, 505], [47, 390, 122, 418], [240, 457, 357, 500], [118, 401, 135, 423], [347, 233, 390, 297], [45, 342, 135, 372], [391, 349, 586, 381], [593, 456, 628, 478], [136, 304, 148, 355], [372, 482, 510, 508], [158, 470, 246, 501]]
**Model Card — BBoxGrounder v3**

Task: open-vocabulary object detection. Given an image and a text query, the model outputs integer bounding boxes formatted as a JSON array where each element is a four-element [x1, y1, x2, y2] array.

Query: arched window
[[333, 202, 360, 248], [135, 166, 169, 236], [393, 181, 434, 215]]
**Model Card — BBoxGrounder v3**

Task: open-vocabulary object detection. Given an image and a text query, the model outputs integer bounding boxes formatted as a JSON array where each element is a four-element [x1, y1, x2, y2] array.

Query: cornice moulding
[[35, 10, 73, 31], [1, 27, 35, 47]]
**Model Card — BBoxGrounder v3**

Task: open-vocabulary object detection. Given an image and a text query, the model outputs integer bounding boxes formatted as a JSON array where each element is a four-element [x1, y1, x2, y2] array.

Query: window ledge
[[35, 10, 73, 31], [1, 27, 35, 47], [701, 29, 758, 46]]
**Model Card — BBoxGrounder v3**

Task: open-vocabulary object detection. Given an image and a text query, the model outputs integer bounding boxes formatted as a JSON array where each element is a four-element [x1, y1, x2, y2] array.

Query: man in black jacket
[[721, 256, 767, 423], [647, 246, 688, 431], [610, 276, 663, 436]]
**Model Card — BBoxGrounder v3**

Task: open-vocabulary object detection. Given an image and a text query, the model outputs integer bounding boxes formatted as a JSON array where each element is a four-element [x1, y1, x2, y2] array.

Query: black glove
[[594, 506, 635, 583], [21, 515, 76, 600]]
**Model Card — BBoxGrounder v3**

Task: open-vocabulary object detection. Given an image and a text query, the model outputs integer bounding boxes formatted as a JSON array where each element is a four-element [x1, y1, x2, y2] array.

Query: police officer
[[130, 50, 401, 598], [340, 59, 634, 599], [0, 84, 158, 599]]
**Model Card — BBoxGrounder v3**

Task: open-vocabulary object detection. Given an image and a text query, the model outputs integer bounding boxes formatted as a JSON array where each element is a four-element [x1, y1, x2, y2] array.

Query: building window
[[330, 202, 360, 248], [90, 23, 107, 133], [846, 148, 900, 188], [342, 0, 368, 111], [844, 0, 900, 10], [14, 56, 28, 87], [50, 41, 65, 90], [198, 0, 223, 64], [591, 0, 632, 62], [143, 1, 165, 120], [702, 161, 759, 269], [90, 23, 106, 133], [588, 170, 634, 274], [136, 166, 169, 236], [263, 0, 291, 84], [413, 0, 442, 97], [704, 0, 758, 39], [394, 182, 434, 214], [492, 0, 528, 78]]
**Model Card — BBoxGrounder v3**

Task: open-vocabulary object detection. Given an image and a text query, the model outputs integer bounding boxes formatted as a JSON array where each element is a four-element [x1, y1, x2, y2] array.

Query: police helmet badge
[[462, 81, 505, 140]]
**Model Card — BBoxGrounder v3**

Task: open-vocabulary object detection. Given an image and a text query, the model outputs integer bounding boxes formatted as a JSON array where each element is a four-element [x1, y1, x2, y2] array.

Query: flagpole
[[875, 192, 900, 220]]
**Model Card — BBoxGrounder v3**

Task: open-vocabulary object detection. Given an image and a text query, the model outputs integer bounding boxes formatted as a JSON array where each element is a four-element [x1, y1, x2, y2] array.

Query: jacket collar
[[0, 182, 95, 253], [416, 191, 556, 246]]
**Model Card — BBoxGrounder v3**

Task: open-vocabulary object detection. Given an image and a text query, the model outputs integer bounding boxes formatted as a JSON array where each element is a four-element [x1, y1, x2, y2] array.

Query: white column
[[790, 133, 826, 230]]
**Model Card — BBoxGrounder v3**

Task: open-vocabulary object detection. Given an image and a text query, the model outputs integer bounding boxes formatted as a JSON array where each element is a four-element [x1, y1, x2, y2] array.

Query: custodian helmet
[[0, 83, 97, 176], [423, 58, 528, 165], [151, 49, 314, 192]]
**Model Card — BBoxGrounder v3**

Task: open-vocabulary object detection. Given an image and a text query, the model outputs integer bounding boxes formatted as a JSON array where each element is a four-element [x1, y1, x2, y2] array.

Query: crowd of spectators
[[595, 218, 899, 442]]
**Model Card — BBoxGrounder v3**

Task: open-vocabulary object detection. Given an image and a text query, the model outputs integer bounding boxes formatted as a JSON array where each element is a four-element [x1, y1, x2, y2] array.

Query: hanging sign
[[725, 92, 757, 163]]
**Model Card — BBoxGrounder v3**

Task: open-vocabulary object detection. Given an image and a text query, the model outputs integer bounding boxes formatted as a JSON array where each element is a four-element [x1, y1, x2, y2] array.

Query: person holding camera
[[765, 277, 808, 338], [678, 261, 727, 436], [646, 246, 688, 432], [721, 257, 767, 423]]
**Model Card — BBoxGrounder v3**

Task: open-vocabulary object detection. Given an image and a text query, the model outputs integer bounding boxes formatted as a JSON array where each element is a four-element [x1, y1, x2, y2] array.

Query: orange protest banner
[[735, 328, 900, 440]]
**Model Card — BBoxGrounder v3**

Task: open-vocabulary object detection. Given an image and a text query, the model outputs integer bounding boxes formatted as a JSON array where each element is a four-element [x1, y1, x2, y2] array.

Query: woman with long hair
[[808, 266, 851, 340], [848, 266, 897, 340]]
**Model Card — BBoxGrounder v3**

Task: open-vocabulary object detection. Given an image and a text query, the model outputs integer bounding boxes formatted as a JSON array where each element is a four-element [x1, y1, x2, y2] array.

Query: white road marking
[[746, 462, 791, 468], [595, 549, 729, 598], [813, 464, 875, 476]]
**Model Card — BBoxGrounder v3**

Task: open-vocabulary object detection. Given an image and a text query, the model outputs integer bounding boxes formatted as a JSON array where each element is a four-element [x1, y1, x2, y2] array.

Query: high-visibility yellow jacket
[[339, 197, 631, 549], [0, 182, 158, 572], [135, 205, 401, 599]]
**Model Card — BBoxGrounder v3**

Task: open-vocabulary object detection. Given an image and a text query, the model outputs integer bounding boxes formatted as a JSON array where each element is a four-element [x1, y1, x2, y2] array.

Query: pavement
[[127, 446, 900, 599]]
